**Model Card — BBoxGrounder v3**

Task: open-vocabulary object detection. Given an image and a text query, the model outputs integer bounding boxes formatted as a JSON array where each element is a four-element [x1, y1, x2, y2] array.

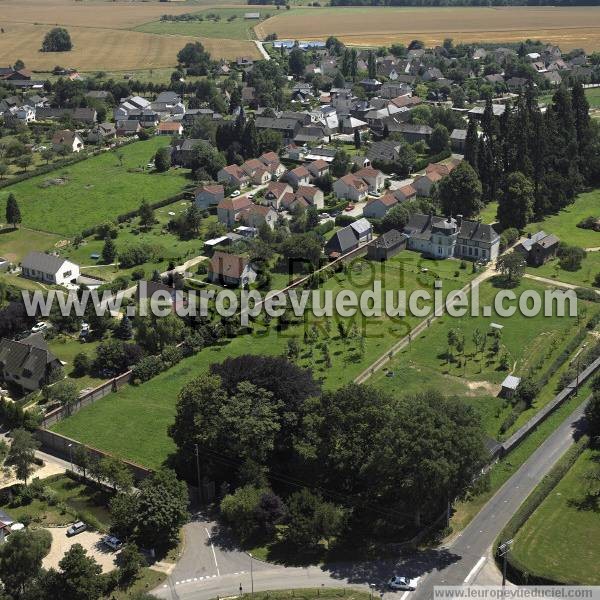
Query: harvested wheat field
[[0, 23, 259, 70], [257, 6, 600, 51], [0, 0, 243, 29]]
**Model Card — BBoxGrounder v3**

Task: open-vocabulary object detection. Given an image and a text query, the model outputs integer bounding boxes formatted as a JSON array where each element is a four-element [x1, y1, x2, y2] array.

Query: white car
[[388, 576, 417, 591], [231, 190, 241, 197], [101, 535, 123, 551], [31, 322, 49, 333], [248, 193, 255, 200]]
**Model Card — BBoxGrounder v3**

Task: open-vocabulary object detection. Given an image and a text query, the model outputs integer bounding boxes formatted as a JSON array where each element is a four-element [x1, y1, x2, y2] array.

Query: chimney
[[527, 232, 532, 239], [456, 214, 463, 227]]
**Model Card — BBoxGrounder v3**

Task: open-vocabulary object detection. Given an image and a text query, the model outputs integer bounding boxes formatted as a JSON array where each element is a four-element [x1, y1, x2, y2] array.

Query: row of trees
[[168, 355, 486, 551], [464, 83, 600, 230]]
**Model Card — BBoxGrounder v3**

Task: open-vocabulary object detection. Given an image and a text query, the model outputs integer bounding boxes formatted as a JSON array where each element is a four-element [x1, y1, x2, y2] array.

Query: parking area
[[42, 528, 120, 573]]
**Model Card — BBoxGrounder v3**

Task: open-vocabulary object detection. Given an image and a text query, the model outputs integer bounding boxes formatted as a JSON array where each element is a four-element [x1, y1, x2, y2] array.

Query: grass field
[[525, 189, 600, 249], [371, 278, 594, 439], [0, 228, 61, 263], [51, 251, 479, 468], [0, 138, 189, 237], [0, 22, 259, 70], [136, 8, 271, 40], [511, 447, 600, 585], [450, 381, 592, 532], [527, 251, 600, 289], [479, 202, 498, 226], [539, 88, 600, 109], [257, 6, 600, 51]]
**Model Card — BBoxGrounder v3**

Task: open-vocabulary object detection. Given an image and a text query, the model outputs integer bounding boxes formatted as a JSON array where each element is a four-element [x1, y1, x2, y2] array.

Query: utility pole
[[575, 343, 587, 396], [194, 444, 202, 505], [498, 539, 513, 587], [248, 553, 254, 596], [67, 443, 73, 472]]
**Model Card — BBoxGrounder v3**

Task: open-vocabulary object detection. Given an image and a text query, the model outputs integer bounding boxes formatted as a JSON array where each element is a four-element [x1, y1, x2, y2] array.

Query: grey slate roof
[[0, 333, 58, 384], [21, 251, 68, 274], [326, 227, 358, 254], [350, 217, 373, 237], [371, 229, 408, 249], [457, 220, 500, 244]]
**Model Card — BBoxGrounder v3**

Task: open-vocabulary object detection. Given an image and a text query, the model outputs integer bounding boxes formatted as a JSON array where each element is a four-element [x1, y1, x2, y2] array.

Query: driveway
[[42, 527, 120, 573]]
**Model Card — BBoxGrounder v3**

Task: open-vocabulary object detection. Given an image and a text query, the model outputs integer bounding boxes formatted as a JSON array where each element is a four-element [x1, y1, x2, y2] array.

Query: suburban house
[[393, 183, 417, 203], [218, 164, 250, 188], [240, 205, 277, 229], [325, 227, 359, 259], [0, 333, 62, 393], [207, 251, 257, 287], [395, 123, 433, 143], [217, 195, 253, 228], [157, 122, 183, 136], [350, 218, 374, 244], [52, 130, 84, 153], [354, 167, 385, 194], [264, 181, 293, 209], [171, 138, 204, 167], [259, 151, 286, 178], [515, 231, 560, 266], [333, 174, 369, 202], [403, 214, 500, 261], [87, 122, 116, 143], [194, 184, 225, 209], [306, 159, 329, 180], [116, 120, 142, 137], [413, 171, 443, 197], [367, 229, 408, 261], [286, 166, 311, 189], [295, 185, 324, 209], [151, 91, 185, 115], [363, 193, 397, 219], [21, 252, 80, 286], [241, 159, 271, 185]]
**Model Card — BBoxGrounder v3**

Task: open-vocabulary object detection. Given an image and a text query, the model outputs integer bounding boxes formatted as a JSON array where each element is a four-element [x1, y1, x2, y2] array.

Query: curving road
[[154, 397, 590, 600]]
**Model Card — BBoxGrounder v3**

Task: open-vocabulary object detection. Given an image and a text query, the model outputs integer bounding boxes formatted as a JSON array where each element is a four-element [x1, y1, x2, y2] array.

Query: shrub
[[335, 214, 356, 226], [130, 355, 164, 383], [557, 243, 586, 271]]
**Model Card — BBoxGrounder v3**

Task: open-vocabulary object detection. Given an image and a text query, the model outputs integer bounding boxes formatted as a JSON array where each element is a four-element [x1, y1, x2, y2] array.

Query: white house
[[52, 130, 84, 153], [21, 252, 80, 286], [333, 174, 369, 202]]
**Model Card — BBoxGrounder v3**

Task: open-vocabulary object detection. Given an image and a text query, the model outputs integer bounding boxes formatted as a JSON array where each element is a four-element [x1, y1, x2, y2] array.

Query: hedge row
[[412, 149, 452, 173], [495, 435, 589, 585]]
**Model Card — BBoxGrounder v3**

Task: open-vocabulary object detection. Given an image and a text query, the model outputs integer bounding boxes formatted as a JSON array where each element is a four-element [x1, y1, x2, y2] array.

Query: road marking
[[463, 556, 487, 584], [205, 527, 221, 577]]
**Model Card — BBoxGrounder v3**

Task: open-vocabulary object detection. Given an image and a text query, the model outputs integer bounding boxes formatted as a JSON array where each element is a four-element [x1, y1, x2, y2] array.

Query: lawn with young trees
[[0, 138, 189, 237]]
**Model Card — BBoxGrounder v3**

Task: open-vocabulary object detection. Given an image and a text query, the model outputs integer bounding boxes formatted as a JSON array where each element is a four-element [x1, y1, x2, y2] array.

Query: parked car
[[31, 322, 49, 333], [231, 190, 240, 197], [101, 535, 123, 551], [66, 521, 87, 537], [345, 204, 355, 212], [248, 193, 255, 200], [388, 576, 417, 591]]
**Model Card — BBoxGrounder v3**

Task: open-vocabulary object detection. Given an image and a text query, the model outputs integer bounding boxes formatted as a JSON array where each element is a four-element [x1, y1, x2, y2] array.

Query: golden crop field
[[0, 0, 259, 70], [257, 6, 600, 51]]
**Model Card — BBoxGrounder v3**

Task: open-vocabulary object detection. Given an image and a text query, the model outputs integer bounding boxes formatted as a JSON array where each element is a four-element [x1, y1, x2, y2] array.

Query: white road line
[[205, 527, 221, 577], [400, 592, 410, 600], [463, 556, 487, 584]]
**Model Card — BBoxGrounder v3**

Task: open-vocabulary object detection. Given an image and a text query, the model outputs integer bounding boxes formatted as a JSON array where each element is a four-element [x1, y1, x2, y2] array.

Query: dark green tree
[[437, 161, 483, 217], [464, 119, 479, 172], [5, 193, 21, 229], [429, 124, 450, 154], [41, 27, 72, 52], [101, 236, 116, 264], [497, 171, 534, 230], [52, 544, 104, 600], [154, 147, 171, 173]]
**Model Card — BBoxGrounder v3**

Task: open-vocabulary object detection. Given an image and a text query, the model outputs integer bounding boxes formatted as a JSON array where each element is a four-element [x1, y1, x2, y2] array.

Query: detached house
[[333, 174, 369, 202], [286, 166, 310, 189], [516, 231, 560, 266], [240, 205, 277, 230], [207, 251, 257, 287], [354, 167, 385, 194], [264, 181, 293, 209], [157, 122, 183, 136], [218, 164, 250, 188], [217, 195, 253, 228], [306, 159, 329, 180], [194, 184, 224, 209], [363, 192, 397, 219], [52, 130, 84, 153], [241, 159, 271, 185], [259, 151, 285, 178], [21, 252, 80, 286], [0, 333, 62, 393], [295, 185, 324, 209]]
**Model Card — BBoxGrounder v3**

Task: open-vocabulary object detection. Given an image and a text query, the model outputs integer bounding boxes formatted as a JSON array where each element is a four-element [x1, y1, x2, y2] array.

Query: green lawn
[[52, 251, 479, 468], [538, 87, 600, 109], [0, 473, 111, 530], [60, 206, 216, 283], [0, 138, 190, 237], [525, 189, 600, 249], [479, 201, 498, 226], [527, 251, 600, 289], [371, 279, 597, 439], [0, 227, 61, 263], [511, 447, 600, 584], [450, 381, 593, 533], [47, 335, 105, 392], [136, 8, 272, 40]]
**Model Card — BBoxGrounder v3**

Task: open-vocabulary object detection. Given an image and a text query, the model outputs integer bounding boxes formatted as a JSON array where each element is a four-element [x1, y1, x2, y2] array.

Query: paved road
[[153, 396, 589, 600]]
